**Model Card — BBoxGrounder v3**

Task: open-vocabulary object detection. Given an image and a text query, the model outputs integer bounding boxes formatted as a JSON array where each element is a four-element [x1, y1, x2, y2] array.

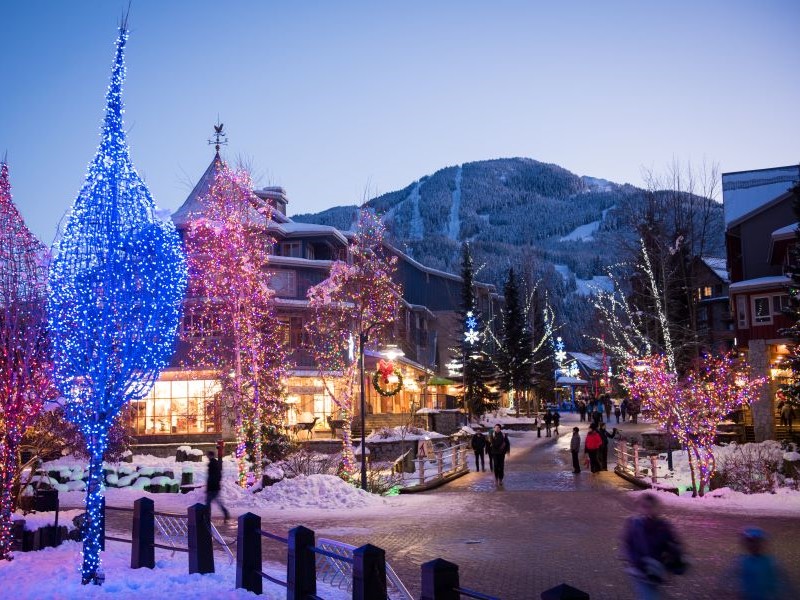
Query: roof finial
[[209, 118, 227, 154]]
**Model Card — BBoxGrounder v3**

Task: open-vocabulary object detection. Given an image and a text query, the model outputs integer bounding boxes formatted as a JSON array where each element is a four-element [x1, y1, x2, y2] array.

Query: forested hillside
[[293, 158, 725, 349]]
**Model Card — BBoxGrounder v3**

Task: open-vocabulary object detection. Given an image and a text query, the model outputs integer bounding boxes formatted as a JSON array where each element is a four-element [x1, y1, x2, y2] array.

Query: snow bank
[[638, 486, 800, 517], [12, 509, 84, 532], [260, 475, 388, 509], [0, 540, 345, 599], [365, 426, 446, 442]]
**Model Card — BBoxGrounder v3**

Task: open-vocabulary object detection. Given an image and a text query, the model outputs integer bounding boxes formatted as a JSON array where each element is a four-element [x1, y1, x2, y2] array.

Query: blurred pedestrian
[[604, 395, 612, 423], [570, 427, 581, 474], [614, 403, 622, 424], [585, 423, 603, 473], [781, 403, 794, 432], [622, 493, 686, 599], [489, 424, 510, 486], [599, 422, 619, 471], [544, 409, 553, 437], [206, 451, 230, 521], [471, 431, 487, 472], [553, 410, 561, 435], [722, 527, 796, 600], [621, 398, 629, 423]]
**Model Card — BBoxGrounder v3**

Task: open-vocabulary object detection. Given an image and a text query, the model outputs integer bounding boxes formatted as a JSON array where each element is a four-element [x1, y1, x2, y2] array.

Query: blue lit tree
[[48, 24, 187, 585]]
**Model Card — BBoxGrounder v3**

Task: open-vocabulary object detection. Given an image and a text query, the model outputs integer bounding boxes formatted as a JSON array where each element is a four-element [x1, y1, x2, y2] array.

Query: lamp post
[[359, 339, 404, 490]]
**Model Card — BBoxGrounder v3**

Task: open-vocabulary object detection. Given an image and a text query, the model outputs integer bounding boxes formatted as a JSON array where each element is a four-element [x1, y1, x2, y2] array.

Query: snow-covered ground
[[0, 539, 348, 600], [553, 264, 614, 296], [559, 205, 615, 242], [406, 180, 423, 241]]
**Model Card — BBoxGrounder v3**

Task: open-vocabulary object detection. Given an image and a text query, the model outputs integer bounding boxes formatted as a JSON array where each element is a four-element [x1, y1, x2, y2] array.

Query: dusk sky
[[2, 0, 798, 242]]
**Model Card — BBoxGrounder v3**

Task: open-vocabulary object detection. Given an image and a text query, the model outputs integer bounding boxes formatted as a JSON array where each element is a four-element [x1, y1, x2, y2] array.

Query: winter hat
[[742, 527, 766, 540]]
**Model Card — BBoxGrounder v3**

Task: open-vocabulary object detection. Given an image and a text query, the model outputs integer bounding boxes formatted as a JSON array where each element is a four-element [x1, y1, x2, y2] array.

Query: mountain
[[292, 158, 725, 348]]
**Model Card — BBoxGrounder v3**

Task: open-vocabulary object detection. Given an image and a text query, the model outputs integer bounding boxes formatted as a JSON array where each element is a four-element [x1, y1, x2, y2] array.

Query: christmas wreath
[[372, 359, 403, 397]]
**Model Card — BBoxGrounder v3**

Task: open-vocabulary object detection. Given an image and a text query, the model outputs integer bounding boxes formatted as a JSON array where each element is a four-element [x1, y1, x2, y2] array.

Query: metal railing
[[413, 442, 469, 486]]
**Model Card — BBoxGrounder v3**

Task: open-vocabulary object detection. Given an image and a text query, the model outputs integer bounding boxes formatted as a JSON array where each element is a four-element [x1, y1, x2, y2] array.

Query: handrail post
[[650, 454, 658, 484], [353, 543, 387, 600], [421, 558, 460, 600], [131, 497, 155, 569], [632, 442, 640, 477], [461, 444, 468, 470], [419, 459, 425, 485], [188, 503, 214, 574], [236, 512, 262, 594], [287, 525, 316, 600], [436, 450, 444, 477]]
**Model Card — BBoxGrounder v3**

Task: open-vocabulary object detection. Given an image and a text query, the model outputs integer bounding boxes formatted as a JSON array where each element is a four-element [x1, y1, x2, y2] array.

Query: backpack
[[585, 431, 602, 451]]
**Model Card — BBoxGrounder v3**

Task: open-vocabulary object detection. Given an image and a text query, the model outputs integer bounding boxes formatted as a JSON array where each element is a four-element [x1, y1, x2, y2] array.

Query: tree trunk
[[687, 447, 698, 497], [81, 444, 107, 584], [0, 430, 20, 560]]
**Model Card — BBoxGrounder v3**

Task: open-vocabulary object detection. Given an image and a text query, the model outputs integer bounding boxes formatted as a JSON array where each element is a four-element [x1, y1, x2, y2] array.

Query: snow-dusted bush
[[717, 441, 783, 494], [283, 450, 339, 478]]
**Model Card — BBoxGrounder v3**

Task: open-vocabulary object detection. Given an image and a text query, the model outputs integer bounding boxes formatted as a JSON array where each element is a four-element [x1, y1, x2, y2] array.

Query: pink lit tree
[[305, 210, 400, 478], [0, 161, 55, 560], [625, 353, 764, 496], [183, 163, 288, 486]]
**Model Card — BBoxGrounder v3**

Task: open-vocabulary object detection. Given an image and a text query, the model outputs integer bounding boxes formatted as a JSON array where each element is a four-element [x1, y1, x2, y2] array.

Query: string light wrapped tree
[[48, 24, 187, 584], [305, 210, 400, 483], [0, 161, 55, 561], [182, 162, 288, 486], [625, 353, 764, 496]]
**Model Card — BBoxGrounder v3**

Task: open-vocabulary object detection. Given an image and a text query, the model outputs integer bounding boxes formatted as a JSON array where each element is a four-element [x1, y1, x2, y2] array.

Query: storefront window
[[129, 378, 220, 435]]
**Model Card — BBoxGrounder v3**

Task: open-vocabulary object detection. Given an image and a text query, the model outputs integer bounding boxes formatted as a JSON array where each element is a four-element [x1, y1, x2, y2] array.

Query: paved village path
[[103, 424, 800, 599]]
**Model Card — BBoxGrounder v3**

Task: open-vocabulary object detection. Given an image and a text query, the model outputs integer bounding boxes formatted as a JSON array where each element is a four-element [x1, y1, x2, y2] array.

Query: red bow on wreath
[[377, 359, 394, 383]]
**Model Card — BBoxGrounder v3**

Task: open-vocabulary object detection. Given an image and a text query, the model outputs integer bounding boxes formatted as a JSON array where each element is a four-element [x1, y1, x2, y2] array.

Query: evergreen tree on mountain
[[454, 243, 499, 418], [779, 182, 800, 407], [496, 268, 533, 409]]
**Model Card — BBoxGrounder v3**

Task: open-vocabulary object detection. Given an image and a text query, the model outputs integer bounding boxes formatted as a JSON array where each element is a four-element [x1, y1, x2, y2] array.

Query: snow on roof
[[701, 256, 730, 283], [569, 352, 603, 371], [556, 376, 589, 385], [722, 165, 799, 226], [268, 221, 349, 244], [729, 275, 790, 292], [772, 223, 798, 241]]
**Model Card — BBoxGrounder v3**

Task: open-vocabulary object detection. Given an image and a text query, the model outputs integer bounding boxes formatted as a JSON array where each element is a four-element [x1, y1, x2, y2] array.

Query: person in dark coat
[[471, 431, 487, 472], [584, 423, 603, 473], [599, 422, 618, 471], [206, 451, 230, 521], [489, 424, 510, 486], [570, 427, 581, 474], [621, 398, 629, 423], [552, 410, 561, 435], [544, 409, 553, 437], [604, 396, 613, 423], [622, 493, 685, 599], [781, 403, 794, 432], [486, 427, 495, 472], [578, 400, 587, 422], [614, 403, 622, 424]]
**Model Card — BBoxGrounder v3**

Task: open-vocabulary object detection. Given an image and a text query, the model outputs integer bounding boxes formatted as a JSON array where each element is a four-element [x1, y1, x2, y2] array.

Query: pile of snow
[[365, 426, 446, 442], [0, 539, 343, 599], [641, 486, 800, 517], [457, 426, 477, 436], [259, 475, 387, 509]]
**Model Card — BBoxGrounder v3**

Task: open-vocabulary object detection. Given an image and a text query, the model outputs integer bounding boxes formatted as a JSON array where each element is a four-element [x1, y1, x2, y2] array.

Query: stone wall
[[427, 410, 467, 435]]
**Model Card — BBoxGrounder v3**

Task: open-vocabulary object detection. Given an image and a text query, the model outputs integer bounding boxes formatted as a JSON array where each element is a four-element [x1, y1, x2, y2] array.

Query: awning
[[427, 376, 456, 386]]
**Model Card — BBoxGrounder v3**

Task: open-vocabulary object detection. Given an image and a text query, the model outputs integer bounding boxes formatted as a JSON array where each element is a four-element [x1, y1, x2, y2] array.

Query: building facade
[[128, 150, 501, 446], [723, 165, 799, 441]]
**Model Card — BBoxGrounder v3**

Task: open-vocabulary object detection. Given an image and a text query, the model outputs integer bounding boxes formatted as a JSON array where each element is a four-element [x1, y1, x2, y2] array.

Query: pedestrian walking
[[471, 431, 487, 472], [553, 410, 560, 435], [578, 400, 587, 422], [544, 409, 553, 437], [781, 403, 794, 432], [206, 451, 230, 521], [570, 427, 581, 474], [592, 409, 603, 428], [604, 395, 612, 423], [585, 423, 603, 473], [622, 493, 686, 600], [621, 398, 628, 423], [490, 424, 510, 486], [599, 422, 618, 471], [614, 403, 622, 424], [486, 426, 495, 472], [721, 527, 796, 600]]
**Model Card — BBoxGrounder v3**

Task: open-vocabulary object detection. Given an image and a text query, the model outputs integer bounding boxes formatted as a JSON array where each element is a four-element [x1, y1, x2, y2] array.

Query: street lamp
[[359, 338, 404, 490]]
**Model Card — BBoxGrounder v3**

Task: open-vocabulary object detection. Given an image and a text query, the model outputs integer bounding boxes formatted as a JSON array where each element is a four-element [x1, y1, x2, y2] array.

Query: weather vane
[[208, 119, 228, 153]]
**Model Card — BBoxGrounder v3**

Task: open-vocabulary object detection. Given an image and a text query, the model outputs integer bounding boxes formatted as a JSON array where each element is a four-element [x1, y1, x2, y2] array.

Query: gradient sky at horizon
[[2, 0, 798, 242]]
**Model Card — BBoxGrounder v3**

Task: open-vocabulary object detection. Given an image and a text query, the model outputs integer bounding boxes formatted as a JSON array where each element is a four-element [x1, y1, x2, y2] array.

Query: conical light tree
[[48, 25, 187, 584], [0, 161, 55, 561]]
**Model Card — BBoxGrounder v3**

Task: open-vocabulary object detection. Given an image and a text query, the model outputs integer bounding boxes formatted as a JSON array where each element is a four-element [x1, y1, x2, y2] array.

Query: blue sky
[[1, 1, 798, 242]]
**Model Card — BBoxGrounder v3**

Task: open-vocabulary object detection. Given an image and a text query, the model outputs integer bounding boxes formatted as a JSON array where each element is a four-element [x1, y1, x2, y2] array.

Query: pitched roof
[[171, 152, 225, 228]]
